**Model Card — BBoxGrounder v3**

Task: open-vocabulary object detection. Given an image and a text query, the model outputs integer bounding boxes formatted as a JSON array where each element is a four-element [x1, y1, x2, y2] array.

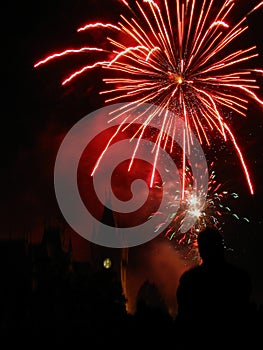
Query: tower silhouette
[[89, 196, 130, 311]]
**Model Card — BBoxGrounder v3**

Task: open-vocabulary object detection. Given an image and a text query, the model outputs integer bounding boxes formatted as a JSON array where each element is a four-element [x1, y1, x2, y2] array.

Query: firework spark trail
[[33, 48, 106, 67], [34, 0, 263, 195]]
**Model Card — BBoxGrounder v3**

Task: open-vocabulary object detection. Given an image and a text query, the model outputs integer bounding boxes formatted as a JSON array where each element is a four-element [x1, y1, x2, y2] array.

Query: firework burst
[[34, 0, 263, 194], [154, 162, 250, 260]]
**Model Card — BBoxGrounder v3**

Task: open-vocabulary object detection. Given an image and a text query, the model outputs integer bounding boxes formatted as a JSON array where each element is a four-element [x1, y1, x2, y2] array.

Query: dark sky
[[2, 0, 263, 304]]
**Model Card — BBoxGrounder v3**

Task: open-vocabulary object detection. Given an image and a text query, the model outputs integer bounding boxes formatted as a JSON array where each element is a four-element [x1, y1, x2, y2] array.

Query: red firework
[[34, 0, 263, 195]]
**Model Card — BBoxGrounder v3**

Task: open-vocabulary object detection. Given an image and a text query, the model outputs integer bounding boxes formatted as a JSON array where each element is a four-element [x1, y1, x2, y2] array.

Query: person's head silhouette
[[197, 227, 225, 265]]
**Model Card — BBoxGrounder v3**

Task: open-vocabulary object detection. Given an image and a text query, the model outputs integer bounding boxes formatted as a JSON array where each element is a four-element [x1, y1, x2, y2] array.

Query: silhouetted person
[[175, 227, 253, 348]]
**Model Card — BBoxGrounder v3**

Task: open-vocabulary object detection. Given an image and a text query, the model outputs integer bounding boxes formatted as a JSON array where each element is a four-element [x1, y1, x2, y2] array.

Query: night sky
[[2, 0, 263, 306]]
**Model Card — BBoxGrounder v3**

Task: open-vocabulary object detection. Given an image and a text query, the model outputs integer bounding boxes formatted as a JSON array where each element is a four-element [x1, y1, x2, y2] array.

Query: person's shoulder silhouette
[[175, 227, 252, 347]]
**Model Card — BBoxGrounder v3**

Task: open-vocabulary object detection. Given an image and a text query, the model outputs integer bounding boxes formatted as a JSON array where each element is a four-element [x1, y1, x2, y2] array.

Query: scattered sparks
[[34, 0, 263, 195]]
